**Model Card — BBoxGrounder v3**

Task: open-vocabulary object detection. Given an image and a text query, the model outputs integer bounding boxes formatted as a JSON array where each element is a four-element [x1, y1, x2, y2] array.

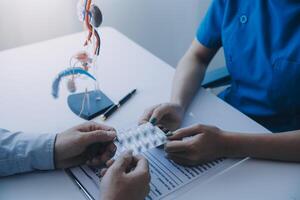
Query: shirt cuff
[[0, 131, 57, 176], [196, 28, 222, 49], [27, 133, 57, 171]]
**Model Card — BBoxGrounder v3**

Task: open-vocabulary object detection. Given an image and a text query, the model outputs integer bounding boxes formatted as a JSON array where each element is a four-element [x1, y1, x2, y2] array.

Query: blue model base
[[67, 90, 114, 120]]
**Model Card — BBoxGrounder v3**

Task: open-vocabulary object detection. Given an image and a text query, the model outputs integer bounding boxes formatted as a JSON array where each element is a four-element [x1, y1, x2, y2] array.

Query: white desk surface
[[0, 27, 299, 200]]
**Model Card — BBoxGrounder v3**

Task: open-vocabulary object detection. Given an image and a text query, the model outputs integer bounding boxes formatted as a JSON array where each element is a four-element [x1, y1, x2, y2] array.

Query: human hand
[[139, 103, 185, 131], [100, 151, 150, 200], [165, 124, 227, 166], [54, 122, 117, 169]]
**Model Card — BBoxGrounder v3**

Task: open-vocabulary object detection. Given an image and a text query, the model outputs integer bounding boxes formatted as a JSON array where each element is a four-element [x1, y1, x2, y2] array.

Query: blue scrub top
[[197, 0, 300, 132]]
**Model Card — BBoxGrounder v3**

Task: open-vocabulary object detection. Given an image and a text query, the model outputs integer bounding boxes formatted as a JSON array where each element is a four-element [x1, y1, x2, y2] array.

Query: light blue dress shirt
[[0, 128, 56, 176]]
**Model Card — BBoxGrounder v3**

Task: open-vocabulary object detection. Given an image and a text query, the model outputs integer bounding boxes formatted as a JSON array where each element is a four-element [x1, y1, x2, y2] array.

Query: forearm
[[171, 52, 207, 110], [0, 129, 56, 176], [223, 130, 300, 162], [171, 40, 218, 111]]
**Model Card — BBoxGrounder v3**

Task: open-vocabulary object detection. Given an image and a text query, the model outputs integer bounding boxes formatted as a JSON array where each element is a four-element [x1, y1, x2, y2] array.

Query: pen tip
[[100, 115, 106, 121]]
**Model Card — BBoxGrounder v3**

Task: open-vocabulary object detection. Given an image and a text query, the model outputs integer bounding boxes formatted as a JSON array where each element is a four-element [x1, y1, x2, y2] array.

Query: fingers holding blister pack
[[115, 123, 169, 156]]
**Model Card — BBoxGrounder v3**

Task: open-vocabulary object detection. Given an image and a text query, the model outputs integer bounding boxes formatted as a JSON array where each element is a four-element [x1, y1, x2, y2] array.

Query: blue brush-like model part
[[52, 67, 97, 98]]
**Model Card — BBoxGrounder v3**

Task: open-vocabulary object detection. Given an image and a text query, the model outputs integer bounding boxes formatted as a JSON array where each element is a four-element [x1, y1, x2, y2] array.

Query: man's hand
[[165, 124, 227, 166], [100, 151, 150, 200], [54, 122, 117, 169], [139, 103, 184, 131]]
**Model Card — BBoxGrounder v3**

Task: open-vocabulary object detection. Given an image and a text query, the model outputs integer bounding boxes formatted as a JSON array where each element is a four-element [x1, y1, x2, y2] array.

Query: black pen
[[100, 89, 137, 120]]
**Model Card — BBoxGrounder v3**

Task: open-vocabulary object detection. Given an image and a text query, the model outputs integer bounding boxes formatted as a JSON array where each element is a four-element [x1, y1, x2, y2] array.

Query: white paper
[[69, 146, 239, 200]]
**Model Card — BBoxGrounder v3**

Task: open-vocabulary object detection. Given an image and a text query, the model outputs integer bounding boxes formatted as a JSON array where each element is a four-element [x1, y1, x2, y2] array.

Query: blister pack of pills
[[115, 122, 169, 156]]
